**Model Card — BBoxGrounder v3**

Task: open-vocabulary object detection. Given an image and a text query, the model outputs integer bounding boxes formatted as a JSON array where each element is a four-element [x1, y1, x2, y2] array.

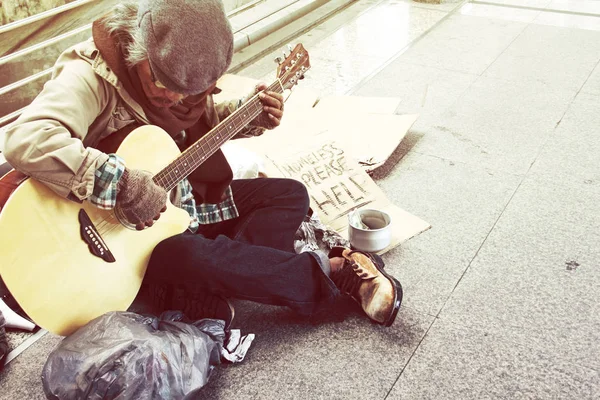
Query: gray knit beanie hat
[[137, 0, 234, 95]]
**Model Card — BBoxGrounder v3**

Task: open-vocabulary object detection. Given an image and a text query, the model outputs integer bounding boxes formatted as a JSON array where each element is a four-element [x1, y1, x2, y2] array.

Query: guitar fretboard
[[152, 79, 285, 191]]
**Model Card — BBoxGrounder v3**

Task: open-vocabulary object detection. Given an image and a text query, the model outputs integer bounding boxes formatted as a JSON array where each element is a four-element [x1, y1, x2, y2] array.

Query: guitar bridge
[[78, 209, 116, 263]]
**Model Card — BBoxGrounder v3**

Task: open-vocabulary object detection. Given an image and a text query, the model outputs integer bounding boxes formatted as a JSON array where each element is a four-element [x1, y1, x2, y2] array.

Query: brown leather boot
[[329, 247, 402, 327]]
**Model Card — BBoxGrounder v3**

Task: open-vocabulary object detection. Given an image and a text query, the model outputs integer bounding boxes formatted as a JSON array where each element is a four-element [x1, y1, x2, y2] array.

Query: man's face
[[137, 60, 186, 108]]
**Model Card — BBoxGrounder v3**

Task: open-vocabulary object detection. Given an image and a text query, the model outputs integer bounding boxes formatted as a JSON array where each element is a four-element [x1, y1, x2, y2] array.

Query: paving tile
[[353, 61, 478, 119], [284, 0, 448, 96], [479, 0, 552, 7], [581, 62, 600, 96], [459, 2, 542, 23], [492, 19, 600, 59], [399, 14, 527, 75], [240, 0, 452, 96], [546, 0, 600, 15], [388, 320, 600, 399], [405, 76, 575, 175], [0, 333, 62, 400], [199, 306, 434, 399], [439, 177, 600, 370], [533, 10, 600, 32], [484, 24, 600, 91], [530, 92, 600, 188], [295, 53, 391, 96], [237, 0, 448, 84], [370, 152, 521, 316], [309, 1, 447, 61]]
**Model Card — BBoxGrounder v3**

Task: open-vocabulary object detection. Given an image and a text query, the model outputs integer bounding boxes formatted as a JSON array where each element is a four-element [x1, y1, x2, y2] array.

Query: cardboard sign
[[306, 113, 419, 172], [264, 141, 375, 222], [258, 139, 431, 253]]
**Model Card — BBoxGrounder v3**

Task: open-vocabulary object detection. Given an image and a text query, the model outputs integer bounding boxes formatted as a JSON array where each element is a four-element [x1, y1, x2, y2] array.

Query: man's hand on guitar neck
[[251, 83, 285, 130], [116, 168, 168, 230]]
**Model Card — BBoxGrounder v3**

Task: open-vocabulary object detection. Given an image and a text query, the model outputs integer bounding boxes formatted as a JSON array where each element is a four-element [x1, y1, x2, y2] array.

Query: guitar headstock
[[276, 44, 310, 90]]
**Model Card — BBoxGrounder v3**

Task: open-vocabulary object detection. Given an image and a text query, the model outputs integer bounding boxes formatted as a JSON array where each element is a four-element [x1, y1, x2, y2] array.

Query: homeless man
[[3, 0, 402, 329]]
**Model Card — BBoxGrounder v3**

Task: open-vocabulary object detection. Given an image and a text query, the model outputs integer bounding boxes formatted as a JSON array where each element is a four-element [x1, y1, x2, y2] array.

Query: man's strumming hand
[[116, 168, 167, 230]]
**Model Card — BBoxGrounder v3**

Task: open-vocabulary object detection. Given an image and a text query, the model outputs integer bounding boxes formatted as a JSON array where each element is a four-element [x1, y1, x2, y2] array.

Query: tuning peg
[[287, 44, 294, 53], [299, 74, 305, 80], [282, 51, 289, 59], [274, 56, 283, 65]]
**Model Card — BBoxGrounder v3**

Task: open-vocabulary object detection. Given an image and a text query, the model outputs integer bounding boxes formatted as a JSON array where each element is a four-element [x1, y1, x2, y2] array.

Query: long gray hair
[[102, 1, 147, 67]]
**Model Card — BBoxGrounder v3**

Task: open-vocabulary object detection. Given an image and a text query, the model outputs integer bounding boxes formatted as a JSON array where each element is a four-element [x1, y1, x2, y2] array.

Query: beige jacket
[[3, 39, 245, 202]]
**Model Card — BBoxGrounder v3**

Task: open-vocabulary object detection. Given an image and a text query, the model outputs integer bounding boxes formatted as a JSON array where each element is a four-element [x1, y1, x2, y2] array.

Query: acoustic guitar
[[0, 44, 310, 336]]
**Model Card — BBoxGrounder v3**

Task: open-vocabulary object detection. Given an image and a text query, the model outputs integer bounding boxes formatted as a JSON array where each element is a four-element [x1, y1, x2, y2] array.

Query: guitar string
[[154, 77, 288, 189], [92, 61, 301, 234], [95, 212, 118, 233], [154, 97, 266, 190], [151, 87, 269, 188], [153, 78, 286, 190]]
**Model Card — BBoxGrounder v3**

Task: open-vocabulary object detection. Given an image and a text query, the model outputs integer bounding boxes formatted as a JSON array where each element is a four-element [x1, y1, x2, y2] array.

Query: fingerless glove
[[116, 169, 167, 227]]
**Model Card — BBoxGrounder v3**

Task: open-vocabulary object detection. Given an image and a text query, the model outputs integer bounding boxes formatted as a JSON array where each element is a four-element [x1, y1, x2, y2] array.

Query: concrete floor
[[2, 0, 600, 398]]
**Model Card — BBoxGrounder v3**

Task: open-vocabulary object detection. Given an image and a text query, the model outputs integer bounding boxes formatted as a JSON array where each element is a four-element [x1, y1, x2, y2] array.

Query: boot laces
[[332, 259, 373, 296]]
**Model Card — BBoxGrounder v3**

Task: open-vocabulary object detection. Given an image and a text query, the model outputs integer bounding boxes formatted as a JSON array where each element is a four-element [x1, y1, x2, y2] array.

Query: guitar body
[[0, 126, 190, 336]]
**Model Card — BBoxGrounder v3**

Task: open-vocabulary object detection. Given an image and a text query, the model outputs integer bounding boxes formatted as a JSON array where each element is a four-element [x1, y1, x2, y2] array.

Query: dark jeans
[[144, 178, 339, 315]]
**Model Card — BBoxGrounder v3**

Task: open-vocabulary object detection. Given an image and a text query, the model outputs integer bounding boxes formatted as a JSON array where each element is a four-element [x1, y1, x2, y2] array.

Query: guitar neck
[[152, 79, 285, 191]]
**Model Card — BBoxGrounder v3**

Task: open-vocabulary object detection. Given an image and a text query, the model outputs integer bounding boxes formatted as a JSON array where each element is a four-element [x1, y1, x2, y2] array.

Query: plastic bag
[[294, 209, 350, 254], [42, 311, 227, 400]]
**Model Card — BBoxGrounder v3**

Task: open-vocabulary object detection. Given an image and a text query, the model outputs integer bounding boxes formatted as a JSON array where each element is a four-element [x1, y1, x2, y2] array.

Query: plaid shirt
[[89, 154, 238, 232]]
